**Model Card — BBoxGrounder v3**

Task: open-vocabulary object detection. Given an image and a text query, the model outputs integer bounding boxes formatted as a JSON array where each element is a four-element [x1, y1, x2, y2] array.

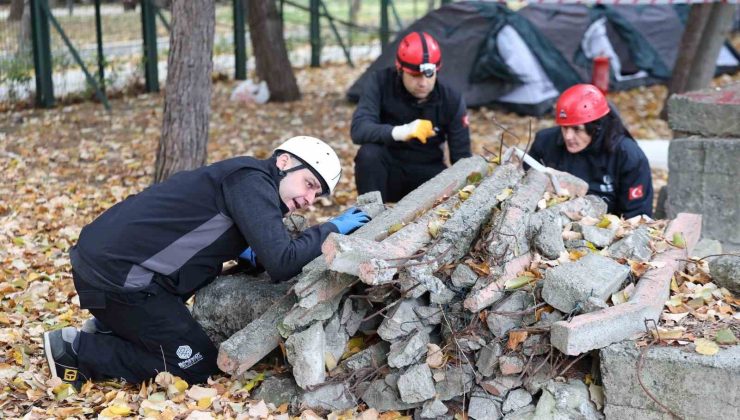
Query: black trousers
[[73, 273, 219, 385], [354, 143, 446, 202]]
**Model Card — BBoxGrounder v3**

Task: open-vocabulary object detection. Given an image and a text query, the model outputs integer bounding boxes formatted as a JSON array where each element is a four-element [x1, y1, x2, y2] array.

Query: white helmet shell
[[275, 136, 342, 195]]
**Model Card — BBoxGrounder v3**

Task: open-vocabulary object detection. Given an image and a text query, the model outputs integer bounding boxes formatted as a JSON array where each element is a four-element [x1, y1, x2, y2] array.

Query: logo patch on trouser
[[63, 368, 78, 382]]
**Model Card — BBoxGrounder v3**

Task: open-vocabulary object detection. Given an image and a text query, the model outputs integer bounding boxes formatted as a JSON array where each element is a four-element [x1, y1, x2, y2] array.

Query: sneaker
[[43, 327, 86, 390], [80, 317, 112, 335]]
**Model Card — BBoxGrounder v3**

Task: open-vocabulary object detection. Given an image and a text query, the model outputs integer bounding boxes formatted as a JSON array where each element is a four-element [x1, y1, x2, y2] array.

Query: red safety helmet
[[396, 32, 442, 78], [555, 84, 610, 126]]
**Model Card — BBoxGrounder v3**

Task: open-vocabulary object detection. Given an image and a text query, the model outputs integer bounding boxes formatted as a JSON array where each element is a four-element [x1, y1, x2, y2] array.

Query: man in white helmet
[[42, 136, 370, 390]]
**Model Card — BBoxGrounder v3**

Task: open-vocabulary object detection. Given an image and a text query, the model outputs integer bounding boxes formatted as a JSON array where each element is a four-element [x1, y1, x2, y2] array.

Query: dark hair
[[584, 111, 630, 153]]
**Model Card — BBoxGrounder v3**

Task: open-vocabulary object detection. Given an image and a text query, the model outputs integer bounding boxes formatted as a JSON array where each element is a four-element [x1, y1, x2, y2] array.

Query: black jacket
[[71, 157, 338, 295], [528, 126, 653, 218], [350, 67, 471, 165]]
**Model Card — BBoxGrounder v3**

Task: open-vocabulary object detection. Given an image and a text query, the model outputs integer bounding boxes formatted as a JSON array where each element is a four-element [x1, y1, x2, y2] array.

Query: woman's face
[[561, 125, 592, 154]]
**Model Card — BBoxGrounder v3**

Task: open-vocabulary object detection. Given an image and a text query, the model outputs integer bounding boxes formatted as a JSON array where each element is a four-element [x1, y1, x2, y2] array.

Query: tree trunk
[[8, 0, 24, 21], [661, 3, 736, 119], [247, 0, 300, 101], [154, 0, 215, 183], [684, 3, 736, 91]]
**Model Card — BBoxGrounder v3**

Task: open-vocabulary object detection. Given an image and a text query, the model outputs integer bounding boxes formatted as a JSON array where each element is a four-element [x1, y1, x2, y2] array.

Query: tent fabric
[[347, 1, 740, 116]]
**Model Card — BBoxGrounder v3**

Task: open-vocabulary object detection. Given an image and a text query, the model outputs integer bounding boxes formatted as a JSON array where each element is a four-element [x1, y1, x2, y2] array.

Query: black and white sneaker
[[80, 317, 112, 335], [43, 327, 86, 390]]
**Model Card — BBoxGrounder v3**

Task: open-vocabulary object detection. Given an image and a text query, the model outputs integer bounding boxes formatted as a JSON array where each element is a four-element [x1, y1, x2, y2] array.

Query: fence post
[[30, 0, 54, 108], [94, 0, 105, 88], [380, 0, 389, 53], [233, 0, 247, 80], [310, 0, 321, 67], [141, 0, 159, 92]]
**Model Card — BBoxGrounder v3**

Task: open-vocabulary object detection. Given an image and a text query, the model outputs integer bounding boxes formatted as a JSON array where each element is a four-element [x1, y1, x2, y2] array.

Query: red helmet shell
[[555, 84, 610, 126], [396, 32, 442, 75]]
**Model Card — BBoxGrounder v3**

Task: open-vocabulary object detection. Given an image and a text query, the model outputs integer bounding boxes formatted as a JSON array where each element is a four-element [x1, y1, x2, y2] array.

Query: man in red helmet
[[351, 31, 471, 202], [528, 84, 653, 218]]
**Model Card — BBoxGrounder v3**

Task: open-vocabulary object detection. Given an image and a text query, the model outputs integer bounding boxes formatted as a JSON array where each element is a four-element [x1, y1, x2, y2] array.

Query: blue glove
[[329, 207, 371, 235], [239, 247, 257, 266]]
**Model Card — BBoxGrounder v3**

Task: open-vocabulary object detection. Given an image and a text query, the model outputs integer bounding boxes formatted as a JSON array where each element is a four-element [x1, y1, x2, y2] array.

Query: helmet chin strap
[[278, 163, 305, 178]]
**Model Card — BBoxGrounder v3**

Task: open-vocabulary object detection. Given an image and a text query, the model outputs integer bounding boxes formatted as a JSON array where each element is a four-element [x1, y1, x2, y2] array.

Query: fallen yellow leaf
[[507, 331, 528, 350], [694, 338, 719, 355]]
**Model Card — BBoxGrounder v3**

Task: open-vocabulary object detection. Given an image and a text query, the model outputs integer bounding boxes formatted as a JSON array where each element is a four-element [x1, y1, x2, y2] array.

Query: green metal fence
[[0, 0, 452, 109]]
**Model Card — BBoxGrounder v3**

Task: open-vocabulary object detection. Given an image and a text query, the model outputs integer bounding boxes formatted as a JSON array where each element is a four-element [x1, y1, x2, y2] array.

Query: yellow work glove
[[391, 119, 436, 144]]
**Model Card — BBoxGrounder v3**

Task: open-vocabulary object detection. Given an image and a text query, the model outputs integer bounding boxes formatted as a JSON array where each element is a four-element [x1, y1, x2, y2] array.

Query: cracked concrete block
[[476, 341, 503, 378], [465, 254, 532, 312], [398, 363, 436, 404], [253, 375, 300, 406], [608, 226, 652, 262], [362, 377, 421, 412], [499, 355, 525, 376], [420, 398, 449, 419], [522, 334, 549, 356], [502, 404, 535, 420], [301, 383, 357, 412], [433, 363, 475, 401], [542, 253, 629, 313], [486, 291, 535, 337], [340, 341, 389, 372], [709, 255, 740, 295], [388, 329, 430, 368], [468, 386, 503, 420], [341, 298, 369, 337], [502, 388, 533, 413], [667, 84, 740, 137], [480, 375, 523, 397], [529, 210, 566, 260], [285, 322, 325, 389], [537, 379, 603, 420], [547, 195, 608, 223], [323, 312, 348, 369], [451, 264, 479, 288], [601, 341, 740, 420], [580, 225, 616, 249], [547, 168, 589, 198], [415, 306, 443, 326], [378, 298, 425, 341]]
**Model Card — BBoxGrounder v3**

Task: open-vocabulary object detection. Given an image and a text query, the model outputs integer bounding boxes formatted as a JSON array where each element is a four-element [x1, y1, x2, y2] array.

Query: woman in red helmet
[[529, 84, 653, 218], [351, 31, 472, 202]]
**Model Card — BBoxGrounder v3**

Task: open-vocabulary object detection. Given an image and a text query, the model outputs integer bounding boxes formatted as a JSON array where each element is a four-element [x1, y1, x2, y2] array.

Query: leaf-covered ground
[[1, 60, 739, 418]]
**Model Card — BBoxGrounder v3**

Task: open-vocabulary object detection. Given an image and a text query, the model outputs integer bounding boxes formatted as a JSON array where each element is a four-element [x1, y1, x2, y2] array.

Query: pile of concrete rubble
[[192, 155, 701, 419]]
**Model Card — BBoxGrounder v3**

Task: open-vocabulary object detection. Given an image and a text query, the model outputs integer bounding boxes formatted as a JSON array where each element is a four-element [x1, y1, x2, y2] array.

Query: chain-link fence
[[0, 0, 450, 109]]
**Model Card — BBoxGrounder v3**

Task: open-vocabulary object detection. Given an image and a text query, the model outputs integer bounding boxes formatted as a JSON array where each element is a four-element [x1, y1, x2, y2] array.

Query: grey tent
[[347, 2, 740, 116]]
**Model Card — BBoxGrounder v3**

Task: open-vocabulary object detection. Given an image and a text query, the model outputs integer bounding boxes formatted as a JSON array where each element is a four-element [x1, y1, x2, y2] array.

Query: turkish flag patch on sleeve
[[628, 184, 644, 201]]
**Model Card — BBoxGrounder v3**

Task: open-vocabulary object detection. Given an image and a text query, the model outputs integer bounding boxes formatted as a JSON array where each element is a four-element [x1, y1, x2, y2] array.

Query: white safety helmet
[[274, 136, 342, 195]]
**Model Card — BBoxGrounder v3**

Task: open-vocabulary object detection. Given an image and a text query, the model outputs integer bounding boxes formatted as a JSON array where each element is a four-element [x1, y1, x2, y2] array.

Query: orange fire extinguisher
[[592, 56, 610, 93]]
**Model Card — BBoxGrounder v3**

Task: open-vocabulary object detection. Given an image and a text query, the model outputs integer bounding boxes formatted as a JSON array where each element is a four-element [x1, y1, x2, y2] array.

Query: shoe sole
[[43, 331, 59, 379]]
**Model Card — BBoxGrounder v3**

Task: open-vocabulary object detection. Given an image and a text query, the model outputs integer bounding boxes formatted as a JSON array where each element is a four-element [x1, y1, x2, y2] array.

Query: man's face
[[560, 125, 592, 154], [401, 70, 436, 100], [277, 154, 324, 213]]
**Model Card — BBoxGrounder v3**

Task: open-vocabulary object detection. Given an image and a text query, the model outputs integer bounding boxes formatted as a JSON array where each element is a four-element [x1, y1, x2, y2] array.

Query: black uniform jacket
[[71, 157, 338, 295], [350, 67, 471, 165], [528, 126, 653, 218]]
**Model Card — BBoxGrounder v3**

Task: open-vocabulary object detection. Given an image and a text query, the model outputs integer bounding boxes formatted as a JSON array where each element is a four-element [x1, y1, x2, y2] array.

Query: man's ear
[[275, 153, 291, 170]]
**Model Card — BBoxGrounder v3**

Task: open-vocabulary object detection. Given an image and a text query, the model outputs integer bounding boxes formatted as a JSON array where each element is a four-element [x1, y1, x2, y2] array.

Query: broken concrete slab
[[217, 292, 296, 377], [465, 253, 532, 312], [533, 379, 603, 420], [193, 274, 292, 344], [487, 171, 549, 263], [451, 264, 479, 289], [421, 398, 449, 419], [468, 386, 503, 420], [339, 341, 389, 372], [502, 388, 533, 413], [252, 375, 301, 406], [282, 292, 343, 332], [709, 255, 740, 295], [377, 298, 426, 341], [551, 213, 702, 355], [480, 375, 523, 398], [601, 340, 740, 420], [667, 83, 740, 137], [285, 322, 326, 389], [486, 291, 535, 337], [499, 355, 525, 376], [388, 329, 430, 368], [541, 253, 629, 313], [502, 404, 536, 420], [546, 195, 608, 224], [546, 168, 589, 198], [579, 225, 616, 249], [691, 238, 722, 259], [301, 383, 357, 412], [476, 341, 503, 378], [522, 334, 549, 357], [528, 210, 566, 260], [608, 226, 652, 262], [323, 312, 349, 370], [398, 363, 436, 404], [414, 306, 443, 326], [434, 364, 475, 401], [362, 375, 422, 412]]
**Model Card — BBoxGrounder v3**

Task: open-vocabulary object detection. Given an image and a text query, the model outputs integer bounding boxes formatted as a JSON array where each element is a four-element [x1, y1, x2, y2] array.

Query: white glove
[[391, 119, 435, 144]]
